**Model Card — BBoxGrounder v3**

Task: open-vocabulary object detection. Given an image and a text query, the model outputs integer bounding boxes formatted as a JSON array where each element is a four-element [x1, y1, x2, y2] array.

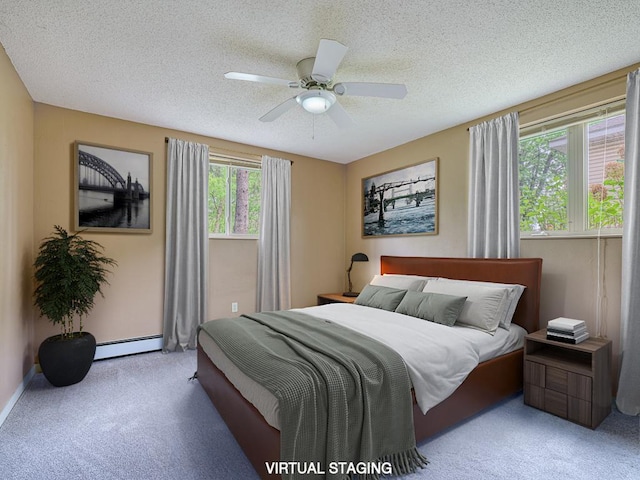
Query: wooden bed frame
[[197, 256, 542, 479]]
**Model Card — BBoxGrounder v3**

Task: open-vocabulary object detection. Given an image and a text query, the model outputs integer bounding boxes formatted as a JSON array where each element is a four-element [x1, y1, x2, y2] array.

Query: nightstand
[[317, 293, 357, 305], [524, 329, 612, 429]]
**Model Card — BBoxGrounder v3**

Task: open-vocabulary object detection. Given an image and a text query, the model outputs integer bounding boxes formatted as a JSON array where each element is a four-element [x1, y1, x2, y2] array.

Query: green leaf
[[33, 226, 117, 333]]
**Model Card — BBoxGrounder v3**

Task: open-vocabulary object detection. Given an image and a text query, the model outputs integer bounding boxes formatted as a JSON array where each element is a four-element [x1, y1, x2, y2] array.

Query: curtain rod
[[467, 72, 629, 131], [164, 137, 293, 164]]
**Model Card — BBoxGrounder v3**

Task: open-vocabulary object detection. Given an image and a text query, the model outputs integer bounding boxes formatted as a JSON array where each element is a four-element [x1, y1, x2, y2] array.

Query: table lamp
[[343, 252, 369, 297]]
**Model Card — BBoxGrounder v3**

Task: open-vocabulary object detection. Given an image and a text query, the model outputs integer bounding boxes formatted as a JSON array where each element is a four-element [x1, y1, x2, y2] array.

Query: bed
[[197, 255, 542, 478]]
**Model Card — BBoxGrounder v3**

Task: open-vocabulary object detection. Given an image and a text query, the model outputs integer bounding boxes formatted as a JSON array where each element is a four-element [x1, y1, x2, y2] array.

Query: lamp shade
[[351, 252, 369, 262]]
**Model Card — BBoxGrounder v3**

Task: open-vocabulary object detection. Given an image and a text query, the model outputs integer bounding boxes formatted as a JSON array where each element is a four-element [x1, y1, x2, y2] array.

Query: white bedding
[[198, 303, 526, 429]]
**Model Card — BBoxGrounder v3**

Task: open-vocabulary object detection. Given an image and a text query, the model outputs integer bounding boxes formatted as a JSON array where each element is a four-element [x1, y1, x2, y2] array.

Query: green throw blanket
[[199, 310, 427, 479]]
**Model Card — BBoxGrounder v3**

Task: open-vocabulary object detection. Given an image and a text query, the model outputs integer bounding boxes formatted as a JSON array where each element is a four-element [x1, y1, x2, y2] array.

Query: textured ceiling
[[0, 1, 638, 164]]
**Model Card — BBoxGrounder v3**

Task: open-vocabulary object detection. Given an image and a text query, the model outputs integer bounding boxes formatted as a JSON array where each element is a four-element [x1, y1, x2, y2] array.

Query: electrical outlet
[[231, 302, 238, 313]]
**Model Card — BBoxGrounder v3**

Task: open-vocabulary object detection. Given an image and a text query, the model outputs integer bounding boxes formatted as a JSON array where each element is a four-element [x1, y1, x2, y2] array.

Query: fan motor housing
[[296, 57, 331, 88]]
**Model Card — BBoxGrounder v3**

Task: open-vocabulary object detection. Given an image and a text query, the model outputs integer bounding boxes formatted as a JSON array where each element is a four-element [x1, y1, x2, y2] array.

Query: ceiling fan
[[224, 39, 408, 128]]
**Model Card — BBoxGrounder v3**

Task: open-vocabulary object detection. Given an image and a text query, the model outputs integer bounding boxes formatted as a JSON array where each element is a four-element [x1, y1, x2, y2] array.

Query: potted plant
[[34, 225, 117, 387]]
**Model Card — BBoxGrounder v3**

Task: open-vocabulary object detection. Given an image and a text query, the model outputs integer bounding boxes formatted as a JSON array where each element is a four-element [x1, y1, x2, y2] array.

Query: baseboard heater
[[94, 335, 163, 360]]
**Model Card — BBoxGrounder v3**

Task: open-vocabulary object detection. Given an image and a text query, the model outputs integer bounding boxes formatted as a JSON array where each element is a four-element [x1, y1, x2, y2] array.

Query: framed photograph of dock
[[362, 158, 438, 237], [74, 141, 152, 233]]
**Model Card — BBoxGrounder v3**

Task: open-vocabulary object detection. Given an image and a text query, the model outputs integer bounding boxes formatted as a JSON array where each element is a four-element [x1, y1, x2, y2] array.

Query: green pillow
[[395, 290, 467, 326], [354, 285, 407, 311]]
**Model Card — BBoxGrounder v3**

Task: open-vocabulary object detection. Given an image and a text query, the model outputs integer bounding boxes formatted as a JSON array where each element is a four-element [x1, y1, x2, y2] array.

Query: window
[[208, 155, 261, 238], [519, 101, 625, 237]]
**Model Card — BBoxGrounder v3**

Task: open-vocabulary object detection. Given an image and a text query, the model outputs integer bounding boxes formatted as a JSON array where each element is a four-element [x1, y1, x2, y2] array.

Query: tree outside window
[[208, 163, 261, 237], [586, 115, 625, 230], [519, 109, 625, 236], [519, 129, 568, 232]]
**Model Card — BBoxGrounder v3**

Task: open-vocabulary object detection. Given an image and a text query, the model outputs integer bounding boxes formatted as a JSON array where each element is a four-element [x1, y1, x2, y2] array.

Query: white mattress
[[198, 303, 526, 430]]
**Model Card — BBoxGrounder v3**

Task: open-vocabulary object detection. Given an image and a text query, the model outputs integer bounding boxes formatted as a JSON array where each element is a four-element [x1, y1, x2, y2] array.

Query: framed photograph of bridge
[[362, 158, 438, 237], [74, 141, 152, 233]]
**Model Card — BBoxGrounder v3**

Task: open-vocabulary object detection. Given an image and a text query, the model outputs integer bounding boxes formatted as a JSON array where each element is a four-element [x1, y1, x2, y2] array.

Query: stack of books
[[547, 317, 590, 344]]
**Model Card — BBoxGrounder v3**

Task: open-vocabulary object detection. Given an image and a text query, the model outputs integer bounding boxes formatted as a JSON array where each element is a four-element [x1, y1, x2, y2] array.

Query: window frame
[[208, 153, 262, 240], [519, 99, 625, 239]]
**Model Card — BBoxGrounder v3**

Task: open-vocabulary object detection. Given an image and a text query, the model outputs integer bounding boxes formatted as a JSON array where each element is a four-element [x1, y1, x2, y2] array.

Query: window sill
[[521, 233, 622, 240], [209, 235, 259, 240]]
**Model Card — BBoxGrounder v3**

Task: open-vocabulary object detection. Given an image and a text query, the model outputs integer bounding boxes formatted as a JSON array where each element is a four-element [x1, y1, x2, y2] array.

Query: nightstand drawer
[[568, 397, 592, 426], [546, 366, 568, 393], [524, 383, 545, 410], [544, 389, 568, 418], [568, 372, 591, 401], [524, 361, 545, 387]]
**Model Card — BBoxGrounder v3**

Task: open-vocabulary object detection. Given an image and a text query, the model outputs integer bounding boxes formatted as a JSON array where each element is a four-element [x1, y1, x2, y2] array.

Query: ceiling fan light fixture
[[297, 90, 336, 114]]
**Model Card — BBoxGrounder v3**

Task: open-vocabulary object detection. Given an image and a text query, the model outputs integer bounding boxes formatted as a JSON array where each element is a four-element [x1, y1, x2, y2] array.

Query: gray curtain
[[617, 69, 640, 415], [256, 155, 291, 312], [163, 138, 209, 352], [468, 112, 520, 258]]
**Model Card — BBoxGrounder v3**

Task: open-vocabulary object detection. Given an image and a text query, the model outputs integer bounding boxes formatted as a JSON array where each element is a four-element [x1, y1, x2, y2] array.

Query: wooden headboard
[[380, 256, 542, 333]]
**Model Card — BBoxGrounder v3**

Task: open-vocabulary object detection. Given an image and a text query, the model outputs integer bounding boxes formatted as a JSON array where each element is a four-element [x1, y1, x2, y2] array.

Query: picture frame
[[362, 158, 438, 237], [74, 141, 153, 233]]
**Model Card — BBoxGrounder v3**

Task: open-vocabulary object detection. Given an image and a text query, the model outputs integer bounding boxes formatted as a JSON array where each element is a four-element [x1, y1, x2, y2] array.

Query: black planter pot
[[38, 332, 96, 387]]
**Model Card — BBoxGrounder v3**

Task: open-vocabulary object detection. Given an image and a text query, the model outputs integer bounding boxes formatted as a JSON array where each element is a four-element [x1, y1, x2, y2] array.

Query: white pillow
[[369, 274, 431, 292], [422, 280, 511, 334], [435, 278, 525, 329]]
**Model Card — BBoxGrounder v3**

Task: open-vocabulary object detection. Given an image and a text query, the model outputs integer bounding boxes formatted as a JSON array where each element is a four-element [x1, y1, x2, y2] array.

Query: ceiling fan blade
[[311, 39, 348, 83], [224, 72, 298, 88], [326, 101, 355, 129], [333, 82, 407, 99], [259, 97, 298, 122]]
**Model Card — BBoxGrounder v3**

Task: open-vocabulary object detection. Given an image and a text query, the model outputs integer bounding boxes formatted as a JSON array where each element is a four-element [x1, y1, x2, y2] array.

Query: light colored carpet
[[0, 350, 638, 479], [0, 350, 257, 480]]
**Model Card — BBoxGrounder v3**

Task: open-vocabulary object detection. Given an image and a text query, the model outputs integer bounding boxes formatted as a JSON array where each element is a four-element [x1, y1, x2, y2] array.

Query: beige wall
[[346, 126, 469, 276], [0, 46, 35, 413], [520, 237, 621, 350], [346, 65, 639, 389], [33, 105, 346, 348]]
